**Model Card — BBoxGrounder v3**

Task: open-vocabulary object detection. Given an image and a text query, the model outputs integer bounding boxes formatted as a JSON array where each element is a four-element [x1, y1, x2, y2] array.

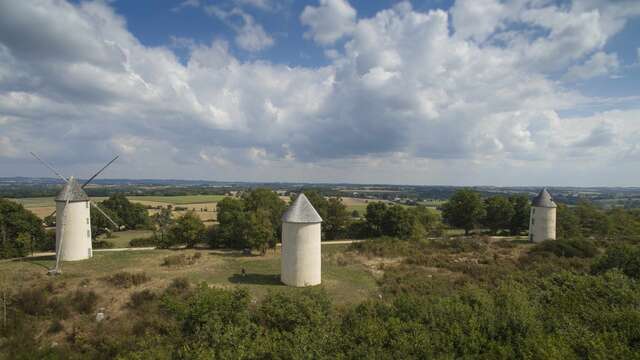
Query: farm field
[[126, 195, 228, 204], [8, 195, 226, 222], [8, 195, 388, 223]]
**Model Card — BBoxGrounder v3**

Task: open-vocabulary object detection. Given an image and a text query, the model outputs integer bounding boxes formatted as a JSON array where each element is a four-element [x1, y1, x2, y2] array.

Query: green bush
[[530, 239, 598, 258], [257, 288, 332, 332], [592, 244, 640, 279]]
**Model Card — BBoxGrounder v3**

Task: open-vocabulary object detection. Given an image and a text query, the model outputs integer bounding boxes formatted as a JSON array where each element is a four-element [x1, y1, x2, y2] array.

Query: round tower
[[529, 188, 556, 243], [281, 193, 322, 287], [55, 176, 93, 261]]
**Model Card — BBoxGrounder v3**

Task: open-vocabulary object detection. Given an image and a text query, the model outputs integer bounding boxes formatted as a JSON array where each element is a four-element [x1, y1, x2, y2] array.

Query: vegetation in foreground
[[2, 235, 640, 358]]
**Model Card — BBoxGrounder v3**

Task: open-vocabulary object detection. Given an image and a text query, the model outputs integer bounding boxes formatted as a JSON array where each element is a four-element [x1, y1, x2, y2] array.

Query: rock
[[96, 308, 105, 322]]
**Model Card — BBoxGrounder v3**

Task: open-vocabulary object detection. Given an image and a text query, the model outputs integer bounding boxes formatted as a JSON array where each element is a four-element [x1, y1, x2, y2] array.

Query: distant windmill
[[30, 152, 121, 275]]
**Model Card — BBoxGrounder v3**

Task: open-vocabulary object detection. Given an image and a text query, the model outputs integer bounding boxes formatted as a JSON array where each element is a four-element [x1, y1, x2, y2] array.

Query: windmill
[[30, 153, 121, 275]]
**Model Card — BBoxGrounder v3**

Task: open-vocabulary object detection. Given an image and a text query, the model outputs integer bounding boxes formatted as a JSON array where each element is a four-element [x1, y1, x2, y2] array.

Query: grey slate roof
[[532, 188, 556, 208], [282, 193, 323, 223], [55, 176, 89, 202]]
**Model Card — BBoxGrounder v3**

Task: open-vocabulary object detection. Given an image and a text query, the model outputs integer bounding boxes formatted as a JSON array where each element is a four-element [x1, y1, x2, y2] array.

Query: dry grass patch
[[103, 271, 150, 288]]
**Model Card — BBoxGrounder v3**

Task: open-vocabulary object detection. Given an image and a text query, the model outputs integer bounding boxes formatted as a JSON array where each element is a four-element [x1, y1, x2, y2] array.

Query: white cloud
[[564, 51, 619, 81], [451, 0, 505, 43], [300, 0, 356, 45], [205, 6, 274, 52], [171, 0, 200, 12], [0, 0, 639, 185]]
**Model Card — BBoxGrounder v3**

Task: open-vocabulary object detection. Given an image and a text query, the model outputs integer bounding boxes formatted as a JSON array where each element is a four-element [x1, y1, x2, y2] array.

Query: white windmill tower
[[31, 153, 121, 275], [529, 188, 557, 243], [281, 193, 323, 287]]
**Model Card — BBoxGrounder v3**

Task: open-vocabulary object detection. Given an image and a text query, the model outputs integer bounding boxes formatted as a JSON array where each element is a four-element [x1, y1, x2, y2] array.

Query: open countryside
[[2, 0, 640, 358]]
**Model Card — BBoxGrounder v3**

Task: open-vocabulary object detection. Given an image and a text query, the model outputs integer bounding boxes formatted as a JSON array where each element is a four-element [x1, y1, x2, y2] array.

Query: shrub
[[348, 237, 414, 257], [530, 239, 598, 258], [14, 286, 50, 316], [165, 277, 191, 295], [257, 288, 332, 332], [104, 272, 150, 288], [71, 290, 98, 314], [129, 290, 157, 309], [161, 253, 200, 267], [592, 244, 640, 279]]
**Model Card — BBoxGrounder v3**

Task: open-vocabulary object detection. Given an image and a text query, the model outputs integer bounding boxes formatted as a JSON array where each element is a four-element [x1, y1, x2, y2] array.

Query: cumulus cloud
[[0, 0, 639, 184], [300, 0, 356, 45], [564, 51, 619, 81]]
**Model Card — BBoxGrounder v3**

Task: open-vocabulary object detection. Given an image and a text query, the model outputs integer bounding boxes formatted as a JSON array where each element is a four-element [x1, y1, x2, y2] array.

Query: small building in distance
[[281, 193, 322, 287], [55, 176, 92, 261], [529, 188, 557, 243]]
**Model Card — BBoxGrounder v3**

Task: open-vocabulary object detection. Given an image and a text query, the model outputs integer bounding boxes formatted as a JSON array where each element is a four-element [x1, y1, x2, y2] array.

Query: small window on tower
[[86, 202, 89, 209], [87, 230, 90, 238], [86, 218, 89, 225]]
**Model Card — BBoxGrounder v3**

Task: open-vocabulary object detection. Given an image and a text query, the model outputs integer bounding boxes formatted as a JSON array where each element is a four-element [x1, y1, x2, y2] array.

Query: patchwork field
[[8, 195, 386, 223], [8, 195, 225, 223]]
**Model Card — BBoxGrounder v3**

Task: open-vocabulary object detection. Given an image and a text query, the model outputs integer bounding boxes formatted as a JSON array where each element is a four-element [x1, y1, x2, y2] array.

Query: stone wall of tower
[[56, 200, 92, 261], [529, 206, 556, 243]]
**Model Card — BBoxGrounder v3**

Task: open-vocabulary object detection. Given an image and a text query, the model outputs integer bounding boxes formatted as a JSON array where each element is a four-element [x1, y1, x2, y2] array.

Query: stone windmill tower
[[281, 193, 322, 287], [31, 153, 120, 274], [529, 188, 557, 243]]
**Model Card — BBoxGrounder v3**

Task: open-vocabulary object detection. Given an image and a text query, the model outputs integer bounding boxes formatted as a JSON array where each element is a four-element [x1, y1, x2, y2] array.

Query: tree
[[382, 205, 413, 238], [168, 211, 205, 248], [365, 202, 388, 236], [556, 204, 581, 239], [100, 194, 150, 230], [324, 197, 350, 240], [0, 199, 46, 258], [247, 209, 274, 255], [90, 205, 121, 240], [508, 194, 530, 235], [217, 197, 249, 249], [152, 207, 174, 244], [243, 188, 286, 243], [483, 196, 515, 235], [607, 208, 640, 239], [410, 206, 443, 237], [441, 189, 486, 235], [575, 200, 610, 238]]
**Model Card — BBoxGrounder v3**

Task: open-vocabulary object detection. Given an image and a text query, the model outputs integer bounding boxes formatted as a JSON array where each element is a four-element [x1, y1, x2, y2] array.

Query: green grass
[[127, 195, 228, 204], [98, 230, 154, 248], [0, 245, 376, 305], [346, 204, 368, 214]]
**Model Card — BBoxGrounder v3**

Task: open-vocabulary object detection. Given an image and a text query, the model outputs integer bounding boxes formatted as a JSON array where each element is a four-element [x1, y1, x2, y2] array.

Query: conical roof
[[55, 176, 89, 202], [532, 188, 556, 208], [282, 193, 322, 223]]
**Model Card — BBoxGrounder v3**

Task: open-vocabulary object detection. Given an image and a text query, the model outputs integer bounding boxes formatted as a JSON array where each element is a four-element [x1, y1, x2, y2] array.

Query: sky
[[0, 0, 640, 186]]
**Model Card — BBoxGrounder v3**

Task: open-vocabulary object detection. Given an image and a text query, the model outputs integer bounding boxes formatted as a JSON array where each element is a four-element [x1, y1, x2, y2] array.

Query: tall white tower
[[529, 188, 557, 243], [281, 193, 322, 287], [55, 176, 93, 261]]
